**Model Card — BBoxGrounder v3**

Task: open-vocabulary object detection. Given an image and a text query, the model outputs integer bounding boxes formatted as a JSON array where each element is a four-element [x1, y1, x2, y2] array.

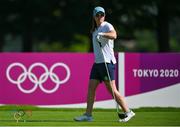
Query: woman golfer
[[74, 6, 135, 122]]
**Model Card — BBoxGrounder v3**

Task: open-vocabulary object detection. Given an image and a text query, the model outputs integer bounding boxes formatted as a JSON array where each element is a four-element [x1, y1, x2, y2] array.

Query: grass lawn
[[0, 105, 180, 126]]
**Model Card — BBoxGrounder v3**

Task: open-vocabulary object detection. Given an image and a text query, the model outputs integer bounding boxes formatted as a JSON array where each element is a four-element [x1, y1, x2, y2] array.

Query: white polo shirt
[[92, 21, 116, 64]]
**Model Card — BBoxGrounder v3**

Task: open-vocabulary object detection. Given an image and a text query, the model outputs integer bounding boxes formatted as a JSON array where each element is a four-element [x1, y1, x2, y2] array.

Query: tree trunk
[[0, 32, 4, 51], [22, 25, 33, 52], [22, 1, 33, 52], [157, 3, 170, 52]]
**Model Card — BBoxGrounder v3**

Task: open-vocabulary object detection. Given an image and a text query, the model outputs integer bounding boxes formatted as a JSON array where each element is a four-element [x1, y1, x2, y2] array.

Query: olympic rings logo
[[6, 62, 71, 94]]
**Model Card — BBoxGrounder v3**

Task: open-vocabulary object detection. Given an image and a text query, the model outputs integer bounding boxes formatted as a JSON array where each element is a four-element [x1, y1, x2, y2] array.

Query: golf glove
[[96, 32, 109, 43]]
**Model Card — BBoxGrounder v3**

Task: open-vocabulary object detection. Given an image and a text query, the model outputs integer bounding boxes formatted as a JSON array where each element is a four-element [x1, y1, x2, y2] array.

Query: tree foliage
[[0, 0, 180, 52]]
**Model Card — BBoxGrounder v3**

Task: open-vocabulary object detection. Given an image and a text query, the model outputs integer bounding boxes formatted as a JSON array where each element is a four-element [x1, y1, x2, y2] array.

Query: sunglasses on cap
[[95, 12, 105, 17]]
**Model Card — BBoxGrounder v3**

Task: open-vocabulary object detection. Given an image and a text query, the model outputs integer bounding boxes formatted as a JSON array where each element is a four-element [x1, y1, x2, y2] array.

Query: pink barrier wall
[[0, 53, 112, 105], [125, 53, 180, 96]]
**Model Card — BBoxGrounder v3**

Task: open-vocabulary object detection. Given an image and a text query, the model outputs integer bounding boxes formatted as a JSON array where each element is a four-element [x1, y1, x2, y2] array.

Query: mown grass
[[0, 105, 180, 126]]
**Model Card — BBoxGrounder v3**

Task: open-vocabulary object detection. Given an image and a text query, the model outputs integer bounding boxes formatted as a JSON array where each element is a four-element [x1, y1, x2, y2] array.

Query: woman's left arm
[[99, 30, 117, 40]]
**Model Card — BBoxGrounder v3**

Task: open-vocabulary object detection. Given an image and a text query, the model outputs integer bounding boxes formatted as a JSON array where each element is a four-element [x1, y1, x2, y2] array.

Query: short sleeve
[[105, 22, 114, 32]]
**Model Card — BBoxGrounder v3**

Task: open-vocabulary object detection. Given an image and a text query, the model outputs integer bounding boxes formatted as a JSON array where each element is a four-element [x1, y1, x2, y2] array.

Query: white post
[[118, 52, 125, 97]]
